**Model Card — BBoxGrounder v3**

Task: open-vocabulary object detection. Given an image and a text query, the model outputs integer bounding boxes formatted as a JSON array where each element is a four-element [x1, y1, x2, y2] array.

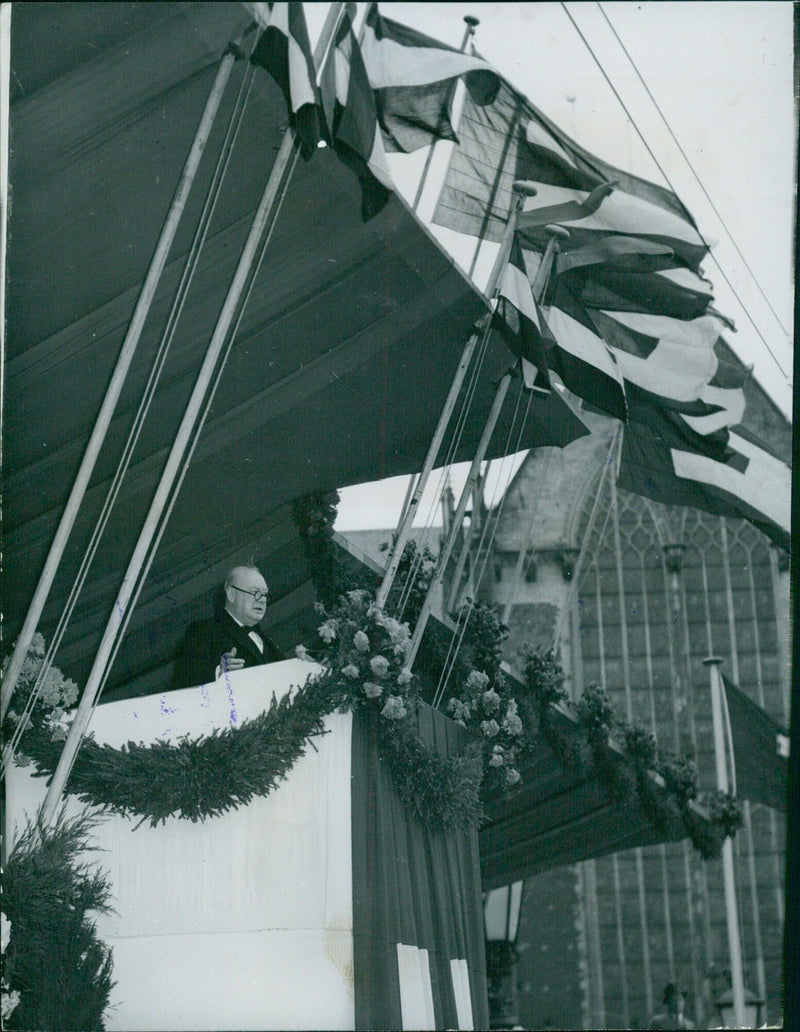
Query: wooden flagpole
[[0, 42, 242, 721], [374, 180, 536, 612], [411, 14, 479, 212], [403, 211, 570, 671], [38, 3, 344, 825], [703, 656, 748, 1029]]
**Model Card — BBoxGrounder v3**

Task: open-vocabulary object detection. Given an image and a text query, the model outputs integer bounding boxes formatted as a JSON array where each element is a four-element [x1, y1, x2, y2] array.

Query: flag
[[588, 310, 724, 402], [556, 241, 716, 320], [516, 182, 709, 272], [248, 2, 321, 159], [360, 2, 500, 154], [320, 4, 394, 220], [723, 674, 788, 811], [491, 238, 552, 391], [543, 277, 628, 421], [618, 383, 791, 548], [433, 75, 698, 244]]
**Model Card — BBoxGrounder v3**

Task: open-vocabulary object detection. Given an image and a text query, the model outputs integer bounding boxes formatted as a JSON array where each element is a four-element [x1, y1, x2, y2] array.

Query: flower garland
[[2, 808, 115, 1031], [520, 648, 743, 859]]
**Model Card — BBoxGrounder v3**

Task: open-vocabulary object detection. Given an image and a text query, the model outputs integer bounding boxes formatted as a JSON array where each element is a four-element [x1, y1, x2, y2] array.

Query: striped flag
[[543, 278, 628, 421], [320, 4, 394, 220], [360, 2, 500, 154], [248, 2, 321, 159], [618, 383, 791, 548], [588, 310, 725, 402], [556, 240, 716, 320], [517, 182, 709, 272], [491, 239, 552, 392]]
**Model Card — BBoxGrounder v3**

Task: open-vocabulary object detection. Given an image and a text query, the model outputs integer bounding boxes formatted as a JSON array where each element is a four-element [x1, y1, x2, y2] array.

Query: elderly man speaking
[[172, 565, 283, 690]]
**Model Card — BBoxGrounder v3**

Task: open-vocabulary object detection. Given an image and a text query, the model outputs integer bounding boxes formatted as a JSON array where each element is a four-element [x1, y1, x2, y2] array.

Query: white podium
[[6, 660, 355, 1031]]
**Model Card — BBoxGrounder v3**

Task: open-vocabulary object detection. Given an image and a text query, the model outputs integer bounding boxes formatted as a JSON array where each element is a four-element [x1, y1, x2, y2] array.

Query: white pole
[[411, 15, 478, 212], [1, 41, 242, 720], [375, 180, 537, 611], [403, 214, 569, 671], [704, 656, 748, 1028], [38, 2, 345, 825]]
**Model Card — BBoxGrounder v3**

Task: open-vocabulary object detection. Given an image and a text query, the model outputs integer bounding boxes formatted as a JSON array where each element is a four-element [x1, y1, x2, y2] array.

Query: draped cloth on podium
[[351, 706, 490, 1032]]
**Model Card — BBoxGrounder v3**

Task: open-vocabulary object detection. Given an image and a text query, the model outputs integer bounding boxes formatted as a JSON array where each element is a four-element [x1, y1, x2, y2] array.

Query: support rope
[[2, 56, 256, 775]]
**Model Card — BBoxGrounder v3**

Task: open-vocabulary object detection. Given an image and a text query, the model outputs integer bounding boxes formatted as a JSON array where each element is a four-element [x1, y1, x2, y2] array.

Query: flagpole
[[0, 41, 244, 722], [703, 656, 748, 1029], [411, 15, 479, 212], [374, 180, 536, 612], [402, 193, 571, 672], [38, 2, 345, 827]]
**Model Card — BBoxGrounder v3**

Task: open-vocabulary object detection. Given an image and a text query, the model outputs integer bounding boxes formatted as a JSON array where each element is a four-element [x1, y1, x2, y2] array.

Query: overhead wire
[[596, 1, 791, 344], [559, 1, 791, 385]]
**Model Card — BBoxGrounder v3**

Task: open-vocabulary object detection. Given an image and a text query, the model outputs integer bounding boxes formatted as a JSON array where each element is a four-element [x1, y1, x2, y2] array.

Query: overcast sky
[[303, 2, 795, 531]]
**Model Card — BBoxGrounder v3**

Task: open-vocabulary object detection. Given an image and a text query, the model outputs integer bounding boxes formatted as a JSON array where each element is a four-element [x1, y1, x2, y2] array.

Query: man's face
[[225, 569, 269, 627]]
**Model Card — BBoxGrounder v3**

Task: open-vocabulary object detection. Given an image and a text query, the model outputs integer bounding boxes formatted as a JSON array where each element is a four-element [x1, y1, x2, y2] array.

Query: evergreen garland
[[521, 646, 743, 859], [18, 680, 332, 826], [2, 808, 115, 1031]]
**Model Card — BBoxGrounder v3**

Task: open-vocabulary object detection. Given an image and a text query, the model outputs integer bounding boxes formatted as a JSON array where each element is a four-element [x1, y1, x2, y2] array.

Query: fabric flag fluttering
[[541, 278, 628, 421], [360, 1, 500, 154], [618, 383, 791, 549], [248, 2, 321, 159], [722, 675, 789, 811], [320, 3, 394, 220], [321, 2, 501, 220], [491, 238, 552, 392], [516, 182, 709, 272]]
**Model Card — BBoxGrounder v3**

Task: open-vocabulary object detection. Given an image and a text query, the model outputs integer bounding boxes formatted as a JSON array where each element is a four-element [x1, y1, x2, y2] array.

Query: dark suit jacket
[[171, 609, 283, 690]]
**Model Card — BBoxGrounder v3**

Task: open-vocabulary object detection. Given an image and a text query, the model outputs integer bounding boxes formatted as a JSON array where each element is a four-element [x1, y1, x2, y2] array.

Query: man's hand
[[221, 646, 245, 672]]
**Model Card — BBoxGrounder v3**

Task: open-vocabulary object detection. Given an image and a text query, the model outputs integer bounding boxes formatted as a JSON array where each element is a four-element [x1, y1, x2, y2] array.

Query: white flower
[[341, 664, 360, 679], [381, 695, 408, 721], [397, 669, 413, 687], [448, 699, 471, 721], [347, 589, 369, 605], [506, 768, 521, 786], [363, 682, 383, 699], [369, 655, 390, 678], [317, 621, 337, 643], [503, 713, 523, 736], [482, 688, 501, 712], [1, 913, 11, 954], [294, 644, 310, 661], [480, 719, 500, 738], [466, 670, 490, 691], [489, 751, 505, 767], [1, 988, 20, 1022], [353, 630, 370, 652]]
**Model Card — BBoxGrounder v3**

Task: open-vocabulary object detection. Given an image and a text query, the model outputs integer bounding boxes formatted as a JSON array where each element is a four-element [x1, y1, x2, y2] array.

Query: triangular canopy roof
[[4, 2, 587, 697]]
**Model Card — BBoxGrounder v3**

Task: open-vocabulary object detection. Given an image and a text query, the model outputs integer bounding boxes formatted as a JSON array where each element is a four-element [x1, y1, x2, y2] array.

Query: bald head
[[224, 565, 269, 627]]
